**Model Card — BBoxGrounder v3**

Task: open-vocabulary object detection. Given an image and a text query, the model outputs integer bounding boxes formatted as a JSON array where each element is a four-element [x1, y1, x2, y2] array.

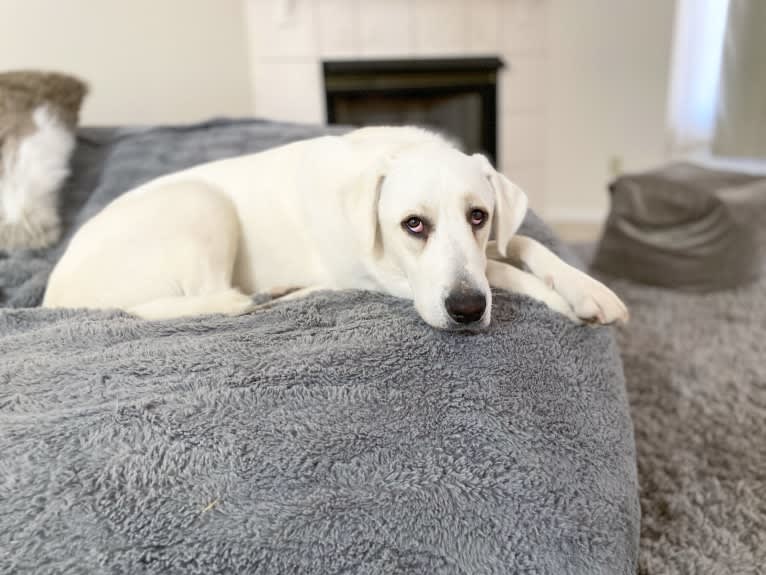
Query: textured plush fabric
[[593, 162, 766, 292], [0, 71, 87, 250], [0, 120, 639, 574], [576, 244, 766, 574]]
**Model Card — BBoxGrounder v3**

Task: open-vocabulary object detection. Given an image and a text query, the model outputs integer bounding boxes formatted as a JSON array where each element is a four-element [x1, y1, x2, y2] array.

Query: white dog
[[43, 127, 628, 330]]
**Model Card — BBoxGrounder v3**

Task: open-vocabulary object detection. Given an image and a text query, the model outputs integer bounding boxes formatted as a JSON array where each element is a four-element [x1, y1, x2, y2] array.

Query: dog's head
[[344, 143, 528, 330]]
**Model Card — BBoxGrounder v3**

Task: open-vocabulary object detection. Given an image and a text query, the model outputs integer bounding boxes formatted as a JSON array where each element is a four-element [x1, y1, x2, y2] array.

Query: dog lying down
[[43, 127, 628, 330]]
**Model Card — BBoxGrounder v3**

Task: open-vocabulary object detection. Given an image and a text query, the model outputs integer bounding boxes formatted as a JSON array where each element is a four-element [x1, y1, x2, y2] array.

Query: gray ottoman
[[593, 162, 766, 292]]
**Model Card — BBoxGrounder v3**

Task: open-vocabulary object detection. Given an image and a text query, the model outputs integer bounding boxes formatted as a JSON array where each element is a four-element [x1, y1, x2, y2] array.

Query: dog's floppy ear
[[341, 160, 387, 259], [473, 153, 528, 257]]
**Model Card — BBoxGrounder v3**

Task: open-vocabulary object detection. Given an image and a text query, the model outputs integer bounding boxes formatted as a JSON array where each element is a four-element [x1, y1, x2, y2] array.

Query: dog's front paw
[[567, 276, 629, 325], [536, 286, 583, 324]]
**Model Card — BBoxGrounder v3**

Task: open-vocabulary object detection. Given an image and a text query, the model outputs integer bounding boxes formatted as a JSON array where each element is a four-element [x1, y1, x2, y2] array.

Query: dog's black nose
[[445, 290, 486, 324]]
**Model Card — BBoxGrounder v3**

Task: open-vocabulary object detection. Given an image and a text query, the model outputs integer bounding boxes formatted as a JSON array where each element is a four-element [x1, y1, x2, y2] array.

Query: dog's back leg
[[44, 180, 246, 319], [128, 288, 255, 320]]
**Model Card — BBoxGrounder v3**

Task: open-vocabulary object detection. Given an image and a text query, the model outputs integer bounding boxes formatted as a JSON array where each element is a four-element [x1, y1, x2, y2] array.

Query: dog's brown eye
[[469, 209, 487, 227], [403, 216, 426, 236]]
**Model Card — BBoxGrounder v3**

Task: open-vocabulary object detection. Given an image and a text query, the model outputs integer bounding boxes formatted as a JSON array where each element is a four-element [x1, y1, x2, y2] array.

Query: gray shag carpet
[[0, 120, 639, 574], [574, 244, 766, 574]]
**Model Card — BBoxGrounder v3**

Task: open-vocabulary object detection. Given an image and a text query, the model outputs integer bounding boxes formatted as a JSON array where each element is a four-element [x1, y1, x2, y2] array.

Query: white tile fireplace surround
[[246, 0, 548, 211]]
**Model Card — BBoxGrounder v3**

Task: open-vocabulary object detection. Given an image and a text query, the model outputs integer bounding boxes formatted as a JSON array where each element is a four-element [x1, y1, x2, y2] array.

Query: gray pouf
[[593, 162, 766, 292]]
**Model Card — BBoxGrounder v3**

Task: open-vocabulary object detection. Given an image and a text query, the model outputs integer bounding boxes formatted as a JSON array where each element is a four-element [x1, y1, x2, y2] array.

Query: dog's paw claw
[[550, 265, 629, 326], [571, 283, 629, 326]]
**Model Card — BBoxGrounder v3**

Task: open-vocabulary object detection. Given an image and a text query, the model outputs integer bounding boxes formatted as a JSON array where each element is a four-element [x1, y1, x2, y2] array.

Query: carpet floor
[[574, 245, 766, 574]]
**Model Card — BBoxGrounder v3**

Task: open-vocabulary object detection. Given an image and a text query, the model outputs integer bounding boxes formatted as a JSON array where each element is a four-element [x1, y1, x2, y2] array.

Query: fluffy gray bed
[[0, 120, 639, 574]]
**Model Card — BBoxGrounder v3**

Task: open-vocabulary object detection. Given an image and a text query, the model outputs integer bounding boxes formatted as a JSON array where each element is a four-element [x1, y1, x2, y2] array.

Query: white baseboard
[[543, 208, 607, 243], [542, 206, 609, 223]]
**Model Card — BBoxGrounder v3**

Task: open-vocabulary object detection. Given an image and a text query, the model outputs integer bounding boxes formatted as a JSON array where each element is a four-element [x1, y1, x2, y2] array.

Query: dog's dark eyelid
[[468, 208, 488, 227], [402, 215, 430, 238]]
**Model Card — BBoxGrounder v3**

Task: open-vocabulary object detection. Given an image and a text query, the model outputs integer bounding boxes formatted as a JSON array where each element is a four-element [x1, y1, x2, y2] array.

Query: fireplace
[[323, 57, 504, 164]]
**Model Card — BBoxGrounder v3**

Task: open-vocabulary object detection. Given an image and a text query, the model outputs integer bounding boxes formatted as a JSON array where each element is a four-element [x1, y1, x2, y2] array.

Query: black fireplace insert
[[323, 57, 505, 163]]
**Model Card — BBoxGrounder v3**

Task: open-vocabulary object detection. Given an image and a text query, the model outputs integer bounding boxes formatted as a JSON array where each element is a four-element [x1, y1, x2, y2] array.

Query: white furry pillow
[[0, 71, 87, 250]]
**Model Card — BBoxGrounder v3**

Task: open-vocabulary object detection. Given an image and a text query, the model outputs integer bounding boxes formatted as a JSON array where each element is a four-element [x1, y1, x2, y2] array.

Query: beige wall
[[245, 0, 550, 213], [544, 0, 676, 222], [1, 0, 676, 226], [0, 0, 253, 125], [247, 0, 677, 224]]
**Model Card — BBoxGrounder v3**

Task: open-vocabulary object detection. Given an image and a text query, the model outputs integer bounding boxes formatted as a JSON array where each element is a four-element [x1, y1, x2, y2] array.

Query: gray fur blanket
[[0, 120, 639, 574]]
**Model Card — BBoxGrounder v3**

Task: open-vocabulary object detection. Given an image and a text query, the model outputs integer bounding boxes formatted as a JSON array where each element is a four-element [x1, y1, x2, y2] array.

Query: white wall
[[245, 0, 550, 212], [1, 0, 677, 225], [544, 0, 676, 222], [0, 0, 253, 125], [246, 0, 677, 224]]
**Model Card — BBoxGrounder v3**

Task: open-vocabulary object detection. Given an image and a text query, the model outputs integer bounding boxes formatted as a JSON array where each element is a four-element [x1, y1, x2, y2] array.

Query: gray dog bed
[[0, 119, 639, 574]]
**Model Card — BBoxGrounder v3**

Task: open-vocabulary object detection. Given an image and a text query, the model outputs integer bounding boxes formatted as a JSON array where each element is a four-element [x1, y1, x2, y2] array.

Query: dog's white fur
[[43, 127, 628, 329], [0, 106, 72, 249]]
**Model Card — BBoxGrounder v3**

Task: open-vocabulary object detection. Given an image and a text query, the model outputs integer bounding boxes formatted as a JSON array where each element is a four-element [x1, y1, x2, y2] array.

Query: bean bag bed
[[0, 119, 639, 574]]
